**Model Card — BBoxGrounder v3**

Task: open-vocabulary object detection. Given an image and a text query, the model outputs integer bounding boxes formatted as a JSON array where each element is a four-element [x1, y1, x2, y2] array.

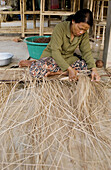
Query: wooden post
[[101, 25, 106, 47], [24, 0, 27, 31], [42, 0, 45, 35], [33, 0, 36, 29], [90, 0, 94, 11], [103, 0, 111, 68], [78, 0, 80, 10], [73, 0, 76, 12], [48, 0, 51, 27], [22, 0, 27, 37], [0, 14, 1, 28], [40, 0, 45, 36], [20, 0, 23, 35], [40, 0, 43, 35]]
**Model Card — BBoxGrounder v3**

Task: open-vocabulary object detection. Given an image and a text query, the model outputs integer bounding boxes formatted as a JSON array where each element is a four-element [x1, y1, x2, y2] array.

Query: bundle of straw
[[0, 75, 111, 170]]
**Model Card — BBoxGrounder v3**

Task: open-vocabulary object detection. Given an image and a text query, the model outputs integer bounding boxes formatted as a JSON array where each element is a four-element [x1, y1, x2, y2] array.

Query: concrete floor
[[0, 36, 29, 65]]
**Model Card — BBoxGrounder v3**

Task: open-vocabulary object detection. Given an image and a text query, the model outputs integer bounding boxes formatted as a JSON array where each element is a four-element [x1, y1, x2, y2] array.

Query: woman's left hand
[[91, 68, 100, 81]]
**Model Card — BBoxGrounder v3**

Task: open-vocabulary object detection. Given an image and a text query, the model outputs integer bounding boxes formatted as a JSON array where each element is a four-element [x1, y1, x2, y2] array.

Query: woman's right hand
[[67, 66, 78, 81]]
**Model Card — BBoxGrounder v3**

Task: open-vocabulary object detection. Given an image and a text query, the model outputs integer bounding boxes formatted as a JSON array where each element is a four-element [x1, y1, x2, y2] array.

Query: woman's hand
[[91, 68, 100, 81], [67, 66, 78, 81]]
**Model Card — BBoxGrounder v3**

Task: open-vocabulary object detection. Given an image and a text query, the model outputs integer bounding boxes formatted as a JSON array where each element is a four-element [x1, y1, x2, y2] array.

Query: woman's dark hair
[[66, 9, 93, 27]]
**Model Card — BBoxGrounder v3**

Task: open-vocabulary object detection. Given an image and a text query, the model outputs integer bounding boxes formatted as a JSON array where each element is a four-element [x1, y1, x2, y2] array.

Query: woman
[[19, 9, 100, 81]]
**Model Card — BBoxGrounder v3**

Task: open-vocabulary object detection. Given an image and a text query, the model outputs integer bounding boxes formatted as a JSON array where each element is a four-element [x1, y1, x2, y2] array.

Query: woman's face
[[71, 21, 90, 36]]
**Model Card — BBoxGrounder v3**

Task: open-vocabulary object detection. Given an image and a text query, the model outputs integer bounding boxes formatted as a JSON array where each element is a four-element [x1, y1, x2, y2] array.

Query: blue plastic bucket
[[24, 36, 50, 59]]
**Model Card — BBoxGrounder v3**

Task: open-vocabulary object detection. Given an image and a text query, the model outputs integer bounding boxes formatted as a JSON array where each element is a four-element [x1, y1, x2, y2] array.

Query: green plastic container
[[24, 36, 50, 59]]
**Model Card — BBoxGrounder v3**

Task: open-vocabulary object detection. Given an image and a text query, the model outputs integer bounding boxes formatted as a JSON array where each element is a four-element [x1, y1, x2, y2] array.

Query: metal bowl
[[0, 53, 13, 66]]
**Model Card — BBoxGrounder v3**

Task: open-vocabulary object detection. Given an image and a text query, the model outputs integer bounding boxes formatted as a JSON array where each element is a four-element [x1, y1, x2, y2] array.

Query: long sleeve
[[79, 32, 96, 69], [50, 24, 70, 71]]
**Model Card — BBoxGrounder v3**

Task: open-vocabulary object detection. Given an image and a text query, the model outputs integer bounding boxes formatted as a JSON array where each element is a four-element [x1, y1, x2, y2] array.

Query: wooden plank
[[24, 28, 40, 34], [24, 27, 53, 34], [0, 68, 29, 82], [0, 11, 21, 14], [41, 11, 75, 16], [0, 25, 53, 35], [0, 27, 53, 35], [0, 27, 22, 33], [24, 11, 40, 14]]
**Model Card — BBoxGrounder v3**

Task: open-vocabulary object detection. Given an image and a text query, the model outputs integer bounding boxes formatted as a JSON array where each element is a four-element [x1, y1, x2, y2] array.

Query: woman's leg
[[29, 57, 65, 78], [45, 59, 87, 76], [45, 59, 87, 78], [28, 58, 87, 79], [45, 70, 65, 77]]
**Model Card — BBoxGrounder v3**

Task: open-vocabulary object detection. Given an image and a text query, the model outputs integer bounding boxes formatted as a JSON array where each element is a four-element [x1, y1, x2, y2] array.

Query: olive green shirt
[[40, 21, 96, 71]]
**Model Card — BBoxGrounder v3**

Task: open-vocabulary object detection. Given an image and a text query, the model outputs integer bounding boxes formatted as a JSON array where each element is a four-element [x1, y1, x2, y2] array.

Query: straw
[[0, 74, 111, 170]]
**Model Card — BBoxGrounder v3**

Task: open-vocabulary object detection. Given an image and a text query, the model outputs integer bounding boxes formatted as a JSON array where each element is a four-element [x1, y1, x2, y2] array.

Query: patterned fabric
[[29, 57, 87, 78]]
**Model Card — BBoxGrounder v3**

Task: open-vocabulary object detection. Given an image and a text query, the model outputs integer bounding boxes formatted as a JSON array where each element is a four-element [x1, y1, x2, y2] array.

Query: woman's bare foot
[[19, 60, 36, 67]]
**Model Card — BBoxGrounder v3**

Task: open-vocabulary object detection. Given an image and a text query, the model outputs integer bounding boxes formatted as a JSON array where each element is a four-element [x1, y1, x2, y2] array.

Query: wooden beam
[[103, 0, 111, 67], [0, 68, 29, 82], [0, 27, 22, 33], [41, 11, 75, 16], [24, 11, 40, 14], [0, 11, 21, 14]]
